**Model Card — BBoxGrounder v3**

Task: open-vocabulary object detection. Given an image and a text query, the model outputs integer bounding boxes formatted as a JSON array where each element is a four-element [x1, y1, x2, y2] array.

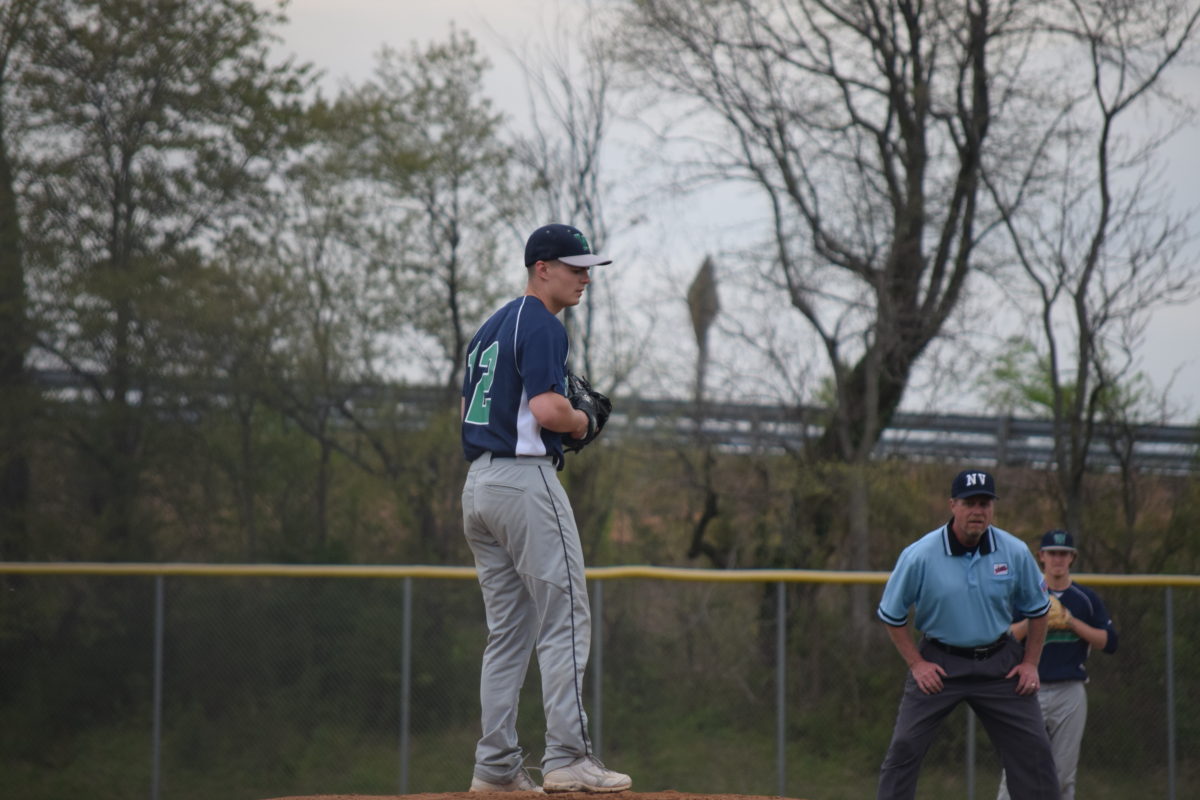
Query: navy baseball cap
[[524, 223, 612, 267], [950, 469, 998, 499], [1040, 529, 1077, 552]]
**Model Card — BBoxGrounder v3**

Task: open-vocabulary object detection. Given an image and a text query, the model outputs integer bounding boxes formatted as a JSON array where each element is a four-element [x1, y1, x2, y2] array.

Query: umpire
[[875, 469, 1059, 800]]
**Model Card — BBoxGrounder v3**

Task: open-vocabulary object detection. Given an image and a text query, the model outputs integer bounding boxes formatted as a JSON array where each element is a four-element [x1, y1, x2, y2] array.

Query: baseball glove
[[1045, 595, 1072, 630], [563, 372, 612, 453]]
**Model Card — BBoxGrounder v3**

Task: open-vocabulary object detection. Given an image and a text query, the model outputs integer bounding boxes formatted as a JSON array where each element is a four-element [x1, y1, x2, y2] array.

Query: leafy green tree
[[207, 32, 524, 563], [154, 237, 304, 560], [18, 0, 310, 557], [983, 333, 1182, 566], [252, 138, 404, 556], [204, 87, 478, 562], [333, 30, 515, 396]]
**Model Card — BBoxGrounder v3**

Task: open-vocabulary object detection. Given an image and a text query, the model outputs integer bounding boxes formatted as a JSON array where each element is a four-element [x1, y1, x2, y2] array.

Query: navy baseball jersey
[[1025, 581, 1119, 682], [462, 296, 569, 465], [877, 523, 1051, 647]]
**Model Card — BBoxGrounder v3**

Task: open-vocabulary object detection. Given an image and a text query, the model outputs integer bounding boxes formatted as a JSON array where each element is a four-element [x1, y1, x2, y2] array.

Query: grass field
[[2, 715, 1194, 800]]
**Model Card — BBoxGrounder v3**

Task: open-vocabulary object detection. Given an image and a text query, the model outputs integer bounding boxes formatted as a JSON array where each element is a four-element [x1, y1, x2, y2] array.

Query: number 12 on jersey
[[464, 341, 499, 424]]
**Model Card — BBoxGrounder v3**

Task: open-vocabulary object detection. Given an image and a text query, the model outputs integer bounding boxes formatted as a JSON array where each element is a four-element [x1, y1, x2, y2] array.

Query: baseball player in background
[[460, 223, 630, 794], [997, 530, 1119, 800], [875, 469, 1059, 800]]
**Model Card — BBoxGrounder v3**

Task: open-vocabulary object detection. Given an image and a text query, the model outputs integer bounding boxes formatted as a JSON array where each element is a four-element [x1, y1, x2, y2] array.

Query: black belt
[[477, 451, 563, 470], [927, 634, 1009, 660]]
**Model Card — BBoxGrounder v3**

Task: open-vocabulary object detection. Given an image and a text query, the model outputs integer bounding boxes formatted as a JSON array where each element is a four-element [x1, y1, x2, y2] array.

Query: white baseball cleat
[[542, 756, 631, 793], [469, 768, 544, 793]]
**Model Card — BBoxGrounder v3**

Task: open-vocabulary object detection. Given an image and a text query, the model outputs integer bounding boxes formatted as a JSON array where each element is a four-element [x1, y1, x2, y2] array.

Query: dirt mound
[[262, 792, 809, 800]]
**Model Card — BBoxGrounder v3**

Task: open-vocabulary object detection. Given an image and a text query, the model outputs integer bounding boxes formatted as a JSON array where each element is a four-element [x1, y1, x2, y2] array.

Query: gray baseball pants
[[462, 453, 592, 783], [997, 680, 1088, 800], [877, 636, 1059, 800]]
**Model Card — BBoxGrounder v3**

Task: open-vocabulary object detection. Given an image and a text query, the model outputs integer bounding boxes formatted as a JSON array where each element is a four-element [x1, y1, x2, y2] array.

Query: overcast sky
[[258, 0, 1200, 422]]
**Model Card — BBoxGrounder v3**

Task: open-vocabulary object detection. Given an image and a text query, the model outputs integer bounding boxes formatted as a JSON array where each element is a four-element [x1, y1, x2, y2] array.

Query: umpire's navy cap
[[950, 469, 997, 499], [1040, 529, 1077, 552], [524, 223, 612, 267]]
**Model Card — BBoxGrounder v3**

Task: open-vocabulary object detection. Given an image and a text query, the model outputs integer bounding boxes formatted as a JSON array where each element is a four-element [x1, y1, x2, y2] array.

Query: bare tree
[[0, 0, 45, 555], [617, 0, 1021, 454], [336, 31, 514, 397], [615, 0, 1200, 591], [616, 0, 1034, 599], [985, 0, 1200, 536], [499, 5, 659, 561], [506, 1, 635, 386]]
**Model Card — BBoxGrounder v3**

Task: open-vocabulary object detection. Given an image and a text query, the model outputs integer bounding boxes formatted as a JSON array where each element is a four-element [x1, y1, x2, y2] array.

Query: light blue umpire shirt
[[877, 523, 1051, 648]]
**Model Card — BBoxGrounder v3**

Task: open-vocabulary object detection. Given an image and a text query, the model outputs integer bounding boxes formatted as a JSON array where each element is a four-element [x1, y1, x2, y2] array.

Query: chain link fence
[[1, 564, 1196, 800]]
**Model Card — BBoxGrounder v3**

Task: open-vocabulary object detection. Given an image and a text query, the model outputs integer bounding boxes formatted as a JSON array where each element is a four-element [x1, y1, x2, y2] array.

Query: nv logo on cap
[[573, 232, 592, 253], [1052, 532, 1069, 546], [951, 468, 996, 498]]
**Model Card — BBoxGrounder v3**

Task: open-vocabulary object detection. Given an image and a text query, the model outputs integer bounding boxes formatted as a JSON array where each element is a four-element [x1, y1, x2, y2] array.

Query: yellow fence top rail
[[0, 562, 477, 579], [1, 562, 1198, 587]]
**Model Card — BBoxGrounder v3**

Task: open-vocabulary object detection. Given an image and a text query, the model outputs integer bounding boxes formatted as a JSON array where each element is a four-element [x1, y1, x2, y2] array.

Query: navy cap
[[950, 469, 997, 499], [524, 223, 612, 267], [1040, 529, 1077, 552]]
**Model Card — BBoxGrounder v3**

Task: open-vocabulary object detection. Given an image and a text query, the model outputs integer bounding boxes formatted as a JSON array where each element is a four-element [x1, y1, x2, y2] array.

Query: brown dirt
[[262, 793, 808, 800]]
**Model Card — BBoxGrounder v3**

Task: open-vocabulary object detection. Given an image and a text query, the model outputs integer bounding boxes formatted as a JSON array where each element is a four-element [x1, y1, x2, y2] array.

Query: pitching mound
[[262, 792, 808, 800]]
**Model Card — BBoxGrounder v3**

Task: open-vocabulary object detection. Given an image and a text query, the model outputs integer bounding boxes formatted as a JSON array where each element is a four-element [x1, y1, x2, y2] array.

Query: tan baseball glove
[[1045, 595, 1072, 630]]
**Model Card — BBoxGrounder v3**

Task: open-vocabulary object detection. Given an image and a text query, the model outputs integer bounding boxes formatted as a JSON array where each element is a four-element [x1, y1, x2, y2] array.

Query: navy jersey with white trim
[[461, 296, 569, 463], [1023, 581, 1119, 682]]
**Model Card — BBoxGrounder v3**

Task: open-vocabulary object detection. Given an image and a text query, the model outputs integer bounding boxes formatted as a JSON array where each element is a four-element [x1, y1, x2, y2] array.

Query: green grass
[[2, 714, 1196, 800], [0, 723, 150, 800]]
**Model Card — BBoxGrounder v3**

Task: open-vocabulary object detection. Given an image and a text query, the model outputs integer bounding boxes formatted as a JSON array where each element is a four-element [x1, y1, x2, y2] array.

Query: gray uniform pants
[[997, 680, 1088, 800], [462, 453, 592, 782], [877, 636, 1059, 800]]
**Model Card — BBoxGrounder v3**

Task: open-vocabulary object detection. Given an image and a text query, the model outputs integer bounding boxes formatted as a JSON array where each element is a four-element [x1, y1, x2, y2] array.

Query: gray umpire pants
[[462, 453, 592, 782], [997, 680, 1088, 800], [877, 636, 1059, 800]]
